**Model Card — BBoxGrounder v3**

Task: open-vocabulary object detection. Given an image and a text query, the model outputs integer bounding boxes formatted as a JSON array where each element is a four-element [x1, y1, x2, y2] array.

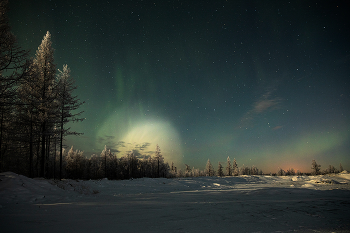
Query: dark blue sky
[[9, 0, 350, 172]]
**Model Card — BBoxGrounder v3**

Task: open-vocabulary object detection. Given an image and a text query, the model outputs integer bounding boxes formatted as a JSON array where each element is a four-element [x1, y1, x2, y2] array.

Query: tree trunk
[[158, 159, 160, 178], [53, 137, 56, 180], [29, 114, 33, 178], [59, 108, 64, 180], [45, 135, 50, 178], [0, 110, 3, 172], [40, 121, 46, 177]]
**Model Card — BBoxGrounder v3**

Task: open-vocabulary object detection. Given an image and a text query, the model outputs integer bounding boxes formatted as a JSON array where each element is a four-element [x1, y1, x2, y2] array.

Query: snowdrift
[[1, 172, 350, 232]]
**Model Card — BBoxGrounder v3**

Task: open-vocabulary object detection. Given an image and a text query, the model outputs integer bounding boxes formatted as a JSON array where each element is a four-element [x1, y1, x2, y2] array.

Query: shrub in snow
[[311, 160, 321, 175]]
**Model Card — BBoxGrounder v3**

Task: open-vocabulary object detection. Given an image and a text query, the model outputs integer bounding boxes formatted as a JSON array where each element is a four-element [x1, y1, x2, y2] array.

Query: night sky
[[8, 0, 350, 173]]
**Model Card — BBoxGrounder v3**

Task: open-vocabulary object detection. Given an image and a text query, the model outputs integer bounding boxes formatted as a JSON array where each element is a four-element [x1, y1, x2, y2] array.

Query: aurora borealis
[[8, 0, 349, 172]]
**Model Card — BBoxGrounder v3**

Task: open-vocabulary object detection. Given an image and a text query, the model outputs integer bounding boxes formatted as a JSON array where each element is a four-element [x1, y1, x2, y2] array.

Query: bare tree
[[286, 168, 295, 176], [0, 0, 28, 172]]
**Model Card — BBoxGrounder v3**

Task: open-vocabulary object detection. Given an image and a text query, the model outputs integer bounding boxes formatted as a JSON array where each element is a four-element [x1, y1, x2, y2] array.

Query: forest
[[0, 1, 345, 181], [0, 1, 83, 179]]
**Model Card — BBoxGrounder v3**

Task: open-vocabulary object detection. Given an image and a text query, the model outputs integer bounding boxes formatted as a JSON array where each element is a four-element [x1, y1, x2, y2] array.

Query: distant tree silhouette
[[286, 168, 295, 176], [311, 160, 321, 175], [232, 158, 238, 176], [65, 146, 84, 179], [225, 156, 232, 176], [205, 159, 215, 176], [326, 165, 336, 174], [217, 162, 223, 176], [154, 144, 163, 177], [277, 167, 285, 176], [185, 164, 191, 177]]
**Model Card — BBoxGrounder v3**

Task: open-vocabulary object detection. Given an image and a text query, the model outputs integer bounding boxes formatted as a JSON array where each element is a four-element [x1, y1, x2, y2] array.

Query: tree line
[[274, 160, 344, 176], [189, 158, 344, 178], [202, 157, 263, 177], [40, 146, 347, 180], [44, 144, 170, 180], [0, 1, 84, 179]]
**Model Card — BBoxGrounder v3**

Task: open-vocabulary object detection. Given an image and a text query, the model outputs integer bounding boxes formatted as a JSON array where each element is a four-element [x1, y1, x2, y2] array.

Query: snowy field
[[1, 172, 350, 233]]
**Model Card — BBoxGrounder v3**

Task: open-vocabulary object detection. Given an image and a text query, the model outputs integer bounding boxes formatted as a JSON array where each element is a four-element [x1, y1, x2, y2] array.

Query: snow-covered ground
[[1, 172, 350, 232]]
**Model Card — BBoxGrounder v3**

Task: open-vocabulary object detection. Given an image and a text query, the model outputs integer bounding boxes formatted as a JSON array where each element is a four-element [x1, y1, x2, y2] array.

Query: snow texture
[[1, 172, 350, 232]]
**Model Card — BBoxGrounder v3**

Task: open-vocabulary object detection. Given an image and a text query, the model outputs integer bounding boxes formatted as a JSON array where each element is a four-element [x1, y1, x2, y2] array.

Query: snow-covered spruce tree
[[56, 64, 84, 180], [225, 156, 232, 176], [20, 31, 57, 178], [65, 146, 84, 179], [232, 158, 238, 176], [192, 167, 200, 177], [185, 164, 191, 177], [217, 162, 223, 177], [251, 165, 258, 175], [205, 159, 215, 176], [176, 168, 183, 178], [311, 160, 321, 175], [240, 165, 250, 175], [339, 163, 343, 173]]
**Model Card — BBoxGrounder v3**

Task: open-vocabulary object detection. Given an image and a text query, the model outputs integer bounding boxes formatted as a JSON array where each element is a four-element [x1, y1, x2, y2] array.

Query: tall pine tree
[[56, 64, 84, 180], [29, 31, 56, 177]]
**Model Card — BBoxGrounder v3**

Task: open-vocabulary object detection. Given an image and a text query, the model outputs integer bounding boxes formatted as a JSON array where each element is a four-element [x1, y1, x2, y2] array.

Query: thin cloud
[[110, 148, 120, 153], [135, 142, 151, 151], [254, 98, 279, 113], [239, 90, 282, 129], [97, 136, 125, 154], [272, 125, 283, 130]]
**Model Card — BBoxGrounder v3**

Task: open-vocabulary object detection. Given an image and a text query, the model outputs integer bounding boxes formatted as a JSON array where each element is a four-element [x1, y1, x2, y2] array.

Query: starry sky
[[8, 0, 350, 173]]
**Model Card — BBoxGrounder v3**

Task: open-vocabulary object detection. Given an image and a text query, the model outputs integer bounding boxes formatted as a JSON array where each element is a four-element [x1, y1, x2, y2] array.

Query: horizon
[[62, 144, 344, 175]]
